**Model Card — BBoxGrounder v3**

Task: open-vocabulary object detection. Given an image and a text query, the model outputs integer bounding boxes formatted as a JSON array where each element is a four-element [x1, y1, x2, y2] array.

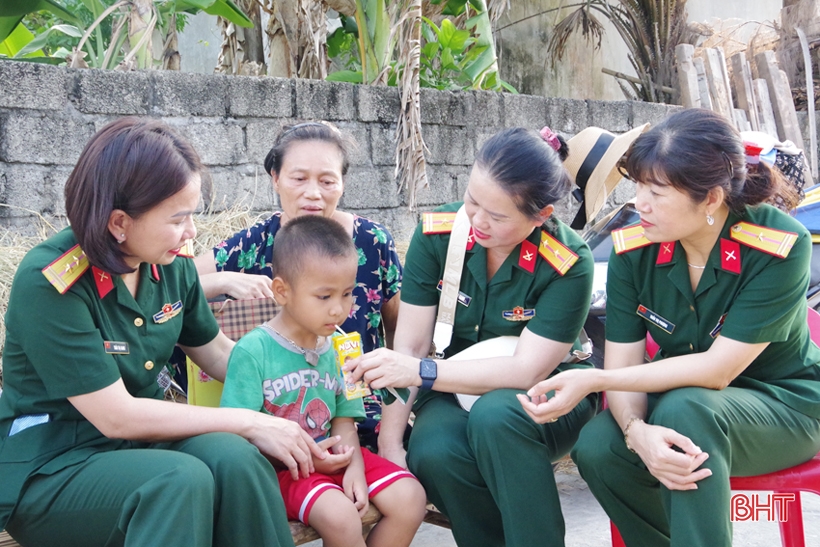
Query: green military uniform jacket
[[607, 204, 820, 419], [402, 202, 594, 405], [0, 227, 220, 528]]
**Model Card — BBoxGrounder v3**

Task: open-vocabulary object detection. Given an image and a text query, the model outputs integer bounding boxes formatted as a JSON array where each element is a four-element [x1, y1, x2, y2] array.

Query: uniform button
[[689, 305, 695, 312], [689, 343, 694, 351], [134, 317, 144, 327], [474, 325, 479, 332], [144, 360, 154, 370]]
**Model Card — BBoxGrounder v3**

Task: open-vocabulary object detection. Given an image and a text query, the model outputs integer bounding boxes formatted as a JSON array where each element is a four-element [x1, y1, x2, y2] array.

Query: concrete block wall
[[0, 60, 679, 242]]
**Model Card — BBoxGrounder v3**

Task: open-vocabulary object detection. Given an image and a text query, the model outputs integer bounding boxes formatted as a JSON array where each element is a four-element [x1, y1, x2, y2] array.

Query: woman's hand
[[627, 420, 712, 491], [345, 348, 421, 390], [378, 443, 408, 469], [247, 414, 328, 480], [312, 436, 355, 475], [219, 272, 275, 300], [516, 368, 598, 424], [343, 466, 370, 517]]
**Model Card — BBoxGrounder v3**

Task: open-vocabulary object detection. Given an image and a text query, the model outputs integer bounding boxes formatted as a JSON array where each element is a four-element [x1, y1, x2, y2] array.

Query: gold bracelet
[[623, 417, 644, 453]]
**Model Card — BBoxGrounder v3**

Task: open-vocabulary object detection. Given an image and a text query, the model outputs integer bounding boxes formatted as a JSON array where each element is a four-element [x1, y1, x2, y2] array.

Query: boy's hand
[[313, 437, 354, 475], [248, 414, 328, 480], [343, 466, 370, 517]]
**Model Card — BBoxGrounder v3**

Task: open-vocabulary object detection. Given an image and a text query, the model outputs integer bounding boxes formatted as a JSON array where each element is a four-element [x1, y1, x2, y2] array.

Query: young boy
[[220, 215, 427, 547]]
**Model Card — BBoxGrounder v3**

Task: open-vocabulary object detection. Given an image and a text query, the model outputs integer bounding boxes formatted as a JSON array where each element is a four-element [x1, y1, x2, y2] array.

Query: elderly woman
[[346, 127, 596, 547], [0, 118, 326, 547], [520, 109, 820, 547], [194, 122, 403, 449], [194, 121, 401, 354]]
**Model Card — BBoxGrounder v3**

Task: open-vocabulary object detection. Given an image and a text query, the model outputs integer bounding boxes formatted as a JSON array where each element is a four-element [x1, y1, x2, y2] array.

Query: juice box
[[333, 331, 371, 400]]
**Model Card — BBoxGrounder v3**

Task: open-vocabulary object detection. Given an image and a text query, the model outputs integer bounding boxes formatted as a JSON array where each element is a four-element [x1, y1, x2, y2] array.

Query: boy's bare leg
[[367, 478, 428, 547], [308, 489, 367, 547]]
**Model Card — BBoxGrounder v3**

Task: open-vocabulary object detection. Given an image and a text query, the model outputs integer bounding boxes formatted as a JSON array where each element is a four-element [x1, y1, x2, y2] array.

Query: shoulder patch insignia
[[538, 231, 578, 276], [422, 212, 457, 234], [42, 244, 89, 294], [730, 222, 797, 258], [612, 224, 652, 254]]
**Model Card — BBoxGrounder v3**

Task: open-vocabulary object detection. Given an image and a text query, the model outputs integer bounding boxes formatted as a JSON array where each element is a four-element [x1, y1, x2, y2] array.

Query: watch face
[[420, 359, 436, 379]]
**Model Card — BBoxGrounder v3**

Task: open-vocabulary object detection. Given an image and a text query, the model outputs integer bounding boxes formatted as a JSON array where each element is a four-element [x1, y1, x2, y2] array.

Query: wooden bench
[[1, 506, 449, 546]]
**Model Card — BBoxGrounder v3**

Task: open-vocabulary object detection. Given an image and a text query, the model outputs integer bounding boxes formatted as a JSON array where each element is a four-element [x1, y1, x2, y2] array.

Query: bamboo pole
[[601, 68, 675, 95]]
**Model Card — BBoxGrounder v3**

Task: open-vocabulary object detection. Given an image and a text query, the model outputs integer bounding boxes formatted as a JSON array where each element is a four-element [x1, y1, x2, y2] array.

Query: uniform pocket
[[0, 420, 77, 463]]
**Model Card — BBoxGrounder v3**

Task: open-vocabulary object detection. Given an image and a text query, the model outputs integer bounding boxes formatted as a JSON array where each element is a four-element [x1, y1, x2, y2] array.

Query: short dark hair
[[474, 127, 572, 219], [622, 108, 797, 212], [64, 117, 202, 274], [271, 215, 357, 285], [263, 122, 351, 177]]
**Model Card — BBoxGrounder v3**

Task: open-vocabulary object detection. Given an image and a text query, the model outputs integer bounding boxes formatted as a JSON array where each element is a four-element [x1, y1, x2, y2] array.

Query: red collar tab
[[656, 242, 676, 265], [518, 239, 538, 274], [466, 228, 476, 251], [151, 264, 161, 282], [91, 266, 115, 298], [720, 238, 741, 274]]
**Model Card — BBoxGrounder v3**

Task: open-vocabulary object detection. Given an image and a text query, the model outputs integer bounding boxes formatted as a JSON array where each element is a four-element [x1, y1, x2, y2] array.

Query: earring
[[118, 233, 126, 244], [706, 214, 715, 226]]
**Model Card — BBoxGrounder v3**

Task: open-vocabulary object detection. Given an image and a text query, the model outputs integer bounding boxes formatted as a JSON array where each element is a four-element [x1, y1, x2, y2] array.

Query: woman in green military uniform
[[346, 127, 596, 547], [520, 109, 820, 547], [0, 118, 328, 547]]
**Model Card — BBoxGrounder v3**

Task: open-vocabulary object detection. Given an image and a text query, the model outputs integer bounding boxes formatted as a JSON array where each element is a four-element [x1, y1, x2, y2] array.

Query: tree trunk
[[266, 0, 328, 79], [216, 0, 266, 75], [128, 0, 153, 69]]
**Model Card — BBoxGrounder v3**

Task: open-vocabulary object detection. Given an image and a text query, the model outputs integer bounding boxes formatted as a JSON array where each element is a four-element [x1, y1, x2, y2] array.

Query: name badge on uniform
[[502, 306, 535, 321], [104, 340, 130, 354], [436, 280, 471, 307], [153, 301, 183, 324], [710, 313, 727, 338], [636, 305, 675, 334]]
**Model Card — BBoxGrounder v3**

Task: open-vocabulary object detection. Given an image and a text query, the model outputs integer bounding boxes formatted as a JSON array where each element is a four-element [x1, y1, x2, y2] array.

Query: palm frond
[[547, 4, 605, 62]]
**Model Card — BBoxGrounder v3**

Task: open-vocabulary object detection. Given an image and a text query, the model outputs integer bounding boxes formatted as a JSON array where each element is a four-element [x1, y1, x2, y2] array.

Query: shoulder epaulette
[[422, 212, 457, 234], [730, 221, 797, 258], [42, 244, 89, 294], [538, 231, 578, 275], [177, 239, 195, 259], [612, 224, 652, 254]]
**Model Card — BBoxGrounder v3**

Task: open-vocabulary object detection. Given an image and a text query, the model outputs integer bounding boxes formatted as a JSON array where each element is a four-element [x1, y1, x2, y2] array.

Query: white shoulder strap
[[433, 205, 471, 357]]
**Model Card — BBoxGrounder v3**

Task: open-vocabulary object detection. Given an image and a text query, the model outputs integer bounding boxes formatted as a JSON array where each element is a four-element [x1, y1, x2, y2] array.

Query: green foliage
[[327, 14, 360, 73], [327, 6, 516, 93], [1, 0, 248, 69]]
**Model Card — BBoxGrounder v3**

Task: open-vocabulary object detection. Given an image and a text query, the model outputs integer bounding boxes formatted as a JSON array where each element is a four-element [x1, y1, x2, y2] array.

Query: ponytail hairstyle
[[622, 108, 798, 212], [474, 127, 572, 219]]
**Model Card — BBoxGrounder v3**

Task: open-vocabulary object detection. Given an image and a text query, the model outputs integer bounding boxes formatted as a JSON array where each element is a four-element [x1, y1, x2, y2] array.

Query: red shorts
[[277, 447, 416, 525]]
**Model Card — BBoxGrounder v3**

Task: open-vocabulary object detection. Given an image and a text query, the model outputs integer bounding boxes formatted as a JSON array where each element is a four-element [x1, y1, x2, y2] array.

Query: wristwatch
[[419, 358, 437, 390]]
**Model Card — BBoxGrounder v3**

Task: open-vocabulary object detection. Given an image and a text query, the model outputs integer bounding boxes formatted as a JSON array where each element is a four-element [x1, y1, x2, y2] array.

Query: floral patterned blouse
[[212, 212, 403, 354]]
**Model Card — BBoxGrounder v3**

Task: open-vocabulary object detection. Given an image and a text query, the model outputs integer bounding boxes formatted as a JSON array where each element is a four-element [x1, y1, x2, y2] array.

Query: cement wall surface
[[0, 60, 681, 242], [497, 0, 784, 101]]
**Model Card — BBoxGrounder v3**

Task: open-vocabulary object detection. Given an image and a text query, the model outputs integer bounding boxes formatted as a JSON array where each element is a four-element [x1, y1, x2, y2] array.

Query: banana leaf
[[0, 0, 79, 44], [175, 0, 253, 28]]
